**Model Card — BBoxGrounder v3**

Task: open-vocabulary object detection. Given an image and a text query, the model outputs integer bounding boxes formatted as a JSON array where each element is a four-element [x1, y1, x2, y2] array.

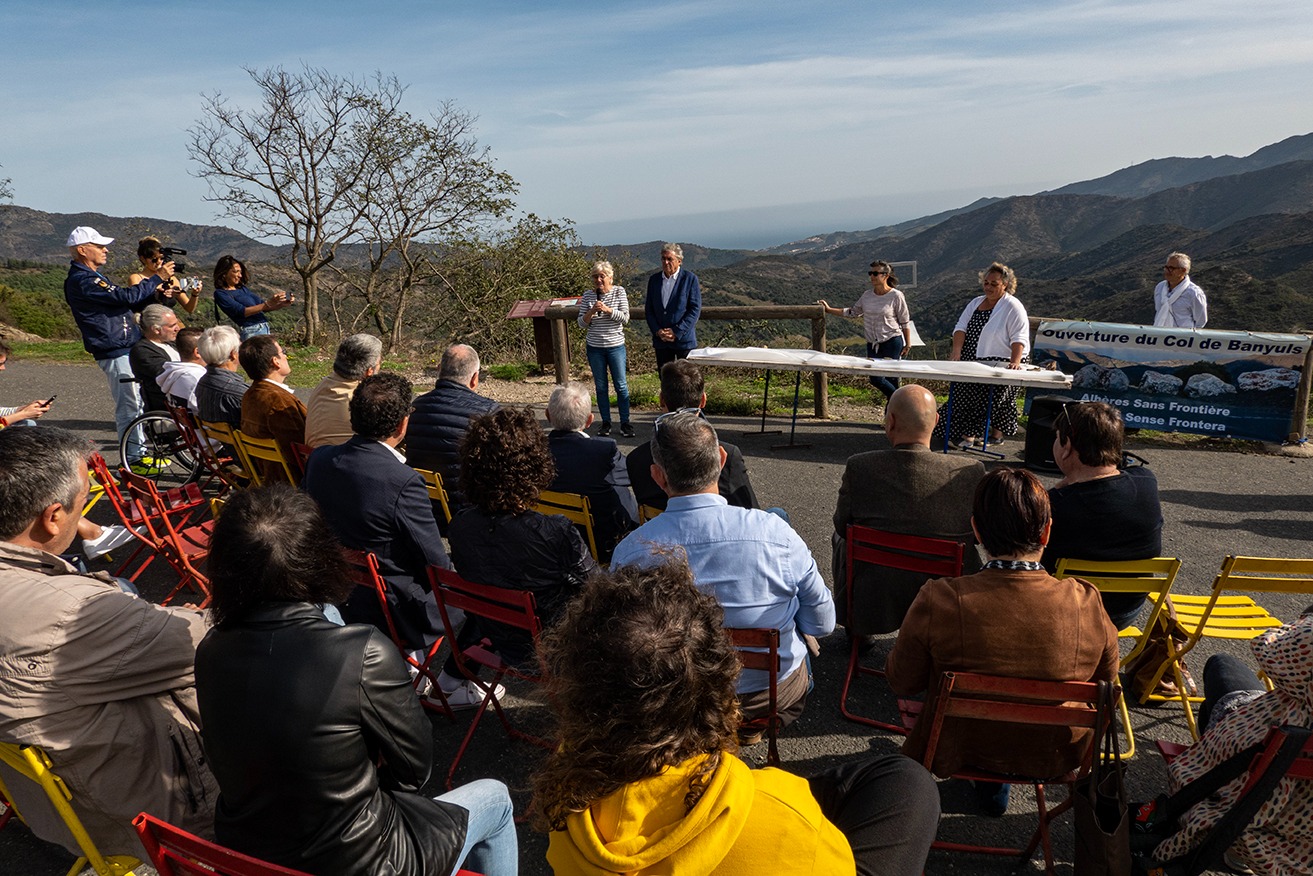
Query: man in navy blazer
[[544, 382, 637, 562], [303, 372, 453, 653], [644, 242, 701, 368]]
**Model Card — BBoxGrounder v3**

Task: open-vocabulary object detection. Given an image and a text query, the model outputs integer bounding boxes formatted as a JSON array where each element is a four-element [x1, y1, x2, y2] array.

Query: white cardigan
[[954, 293, 1030, 361]]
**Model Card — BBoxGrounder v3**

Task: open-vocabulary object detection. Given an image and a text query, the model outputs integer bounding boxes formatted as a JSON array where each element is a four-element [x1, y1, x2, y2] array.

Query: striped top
[[578, 285, 631, 348]]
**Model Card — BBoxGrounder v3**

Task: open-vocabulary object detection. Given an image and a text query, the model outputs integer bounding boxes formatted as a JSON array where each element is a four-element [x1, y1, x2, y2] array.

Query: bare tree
[[418, 214, 593, 358], [188, 66, 407, 343], [330, 102, 518, 349], [0, 164, 13, 202]]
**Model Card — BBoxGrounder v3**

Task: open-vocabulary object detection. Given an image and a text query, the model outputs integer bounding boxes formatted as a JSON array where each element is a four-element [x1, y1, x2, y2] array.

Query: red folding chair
[[914, 671, 1106, 874], [289, 442, 314, 476], [341, 549, 451, 719], [122, 471, 213, 606], [164, 400, 244, 495], [839, 524, 964, 732], [428, 566, 553, 791], [727, 627, 782, 766], [88, 453, 208, 583], [133, 811, 310, 875]]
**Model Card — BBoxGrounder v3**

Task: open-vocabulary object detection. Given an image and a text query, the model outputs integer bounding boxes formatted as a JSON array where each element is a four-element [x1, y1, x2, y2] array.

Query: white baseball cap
[[66, 226, 114, 247]]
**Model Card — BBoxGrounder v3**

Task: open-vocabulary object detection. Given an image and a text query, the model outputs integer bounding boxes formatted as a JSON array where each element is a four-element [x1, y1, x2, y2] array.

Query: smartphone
[[43, 395, 57, 405]]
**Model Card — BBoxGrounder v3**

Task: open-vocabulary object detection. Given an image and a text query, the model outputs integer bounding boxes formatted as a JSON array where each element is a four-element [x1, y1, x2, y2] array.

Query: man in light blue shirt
[[611, 409, 834, 733]]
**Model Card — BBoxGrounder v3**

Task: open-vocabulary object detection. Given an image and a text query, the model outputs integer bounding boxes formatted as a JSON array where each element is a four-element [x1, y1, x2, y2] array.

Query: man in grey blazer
[[832, 385, 986, 639]]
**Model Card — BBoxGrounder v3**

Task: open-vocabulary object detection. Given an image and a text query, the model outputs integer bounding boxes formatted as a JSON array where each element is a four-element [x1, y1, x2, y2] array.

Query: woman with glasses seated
[[196, 483, 518, 876], [429, 406, 597, 708], [130, 237, 199, 313], [817, 259, 912, 403], [1040, 400, 1162, 630]]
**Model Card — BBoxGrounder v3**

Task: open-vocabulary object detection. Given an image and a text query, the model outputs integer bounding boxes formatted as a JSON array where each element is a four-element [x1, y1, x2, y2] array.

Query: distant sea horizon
[[572, 181, 1045, 251]]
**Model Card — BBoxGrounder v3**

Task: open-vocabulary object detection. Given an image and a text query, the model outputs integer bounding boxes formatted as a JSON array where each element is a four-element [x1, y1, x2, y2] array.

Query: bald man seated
[[832, 384, 986, 640]]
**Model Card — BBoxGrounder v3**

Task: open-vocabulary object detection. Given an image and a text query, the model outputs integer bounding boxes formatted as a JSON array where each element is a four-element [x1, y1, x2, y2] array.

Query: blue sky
[[3, 0, 1312, 248]]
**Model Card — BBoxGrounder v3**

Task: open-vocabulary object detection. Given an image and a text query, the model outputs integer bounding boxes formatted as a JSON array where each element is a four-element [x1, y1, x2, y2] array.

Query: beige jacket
[[304, 372, 360, 449], [0, 543, 217, 857]]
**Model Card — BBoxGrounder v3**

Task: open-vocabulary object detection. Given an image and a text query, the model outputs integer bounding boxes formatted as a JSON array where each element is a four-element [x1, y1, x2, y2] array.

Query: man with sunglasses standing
[[63, 226, 175, 464], [1152, 252, 1207, 328]]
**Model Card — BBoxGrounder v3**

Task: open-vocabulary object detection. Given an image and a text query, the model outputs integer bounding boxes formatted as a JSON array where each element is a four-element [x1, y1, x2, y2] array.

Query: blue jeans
[[96, 355, 144, 461], [239, 321, 271, 341], [867, 337, 905, 401], [586, 344, 630, 425], [436, 779, 517, 876]]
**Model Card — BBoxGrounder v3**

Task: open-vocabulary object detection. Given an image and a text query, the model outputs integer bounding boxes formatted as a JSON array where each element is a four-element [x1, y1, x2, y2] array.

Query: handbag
[[1121, 597, 1198, 702], [1074, 680, 1131, 876]]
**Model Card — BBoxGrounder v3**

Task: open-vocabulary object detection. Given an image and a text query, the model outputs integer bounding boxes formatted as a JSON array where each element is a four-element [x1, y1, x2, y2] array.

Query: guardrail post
[[551, 318, 569, 385], [1291, 336, 1313, 441], [811, 312, 828, 419]]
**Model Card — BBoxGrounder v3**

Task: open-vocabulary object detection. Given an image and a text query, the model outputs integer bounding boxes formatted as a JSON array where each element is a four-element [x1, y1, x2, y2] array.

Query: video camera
[[160, 246, 188, 273]]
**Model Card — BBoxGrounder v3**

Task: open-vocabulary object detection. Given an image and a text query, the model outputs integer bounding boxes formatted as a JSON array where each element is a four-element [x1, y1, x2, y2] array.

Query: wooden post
[[811, 311, 828, 419], [1290, 335, 1313, 441], [551, 318, 569, 385]]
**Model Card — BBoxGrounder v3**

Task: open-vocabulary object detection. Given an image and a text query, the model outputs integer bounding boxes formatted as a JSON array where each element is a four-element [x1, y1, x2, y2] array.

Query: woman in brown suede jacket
[[886, 468, 1118, 814]]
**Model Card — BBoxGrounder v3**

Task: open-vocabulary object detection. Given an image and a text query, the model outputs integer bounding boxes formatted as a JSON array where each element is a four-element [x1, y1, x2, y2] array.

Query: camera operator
[[131, 237, 200, 314], [213, 255, 293, 341]]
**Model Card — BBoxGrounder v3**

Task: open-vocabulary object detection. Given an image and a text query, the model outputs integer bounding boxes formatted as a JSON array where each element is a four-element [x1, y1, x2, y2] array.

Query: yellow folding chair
[[1165, 556, 1313, 737], [532, 489, 600, 560], [414, 468, 453, 526], [1054, 556, 1182, 756], [0, 742, 142, 876], [233, 431, 298, 486], [196, 420, 256, 486], [637, 503, 663, 523]]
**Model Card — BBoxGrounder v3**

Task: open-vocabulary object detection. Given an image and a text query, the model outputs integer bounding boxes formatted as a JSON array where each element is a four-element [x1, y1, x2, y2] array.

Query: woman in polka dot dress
[[1151, 615, 1313, 874], [932, 262, 1030, 449]]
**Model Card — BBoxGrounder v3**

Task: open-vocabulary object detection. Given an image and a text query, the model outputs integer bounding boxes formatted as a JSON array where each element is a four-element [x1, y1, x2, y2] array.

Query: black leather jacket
[[195, 603, 467, 876]]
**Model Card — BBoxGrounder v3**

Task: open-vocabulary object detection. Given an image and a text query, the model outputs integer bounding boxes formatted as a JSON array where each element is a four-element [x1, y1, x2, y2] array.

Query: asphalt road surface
[[3, 359, 1310, 876]]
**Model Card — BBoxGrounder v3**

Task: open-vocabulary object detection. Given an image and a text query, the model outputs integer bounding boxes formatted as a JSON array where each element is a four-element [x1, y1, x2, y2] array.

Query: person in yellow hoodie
[[533, 557, 940, 876]]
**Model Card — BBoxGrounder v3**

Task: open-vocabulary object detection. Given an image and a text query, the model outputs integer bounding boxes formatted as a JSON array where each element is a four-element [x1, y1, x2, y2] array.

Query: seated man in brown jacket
[[885, 467, 1118, 818], [832, 385, 985, 642], [0, 427, 216, 858], [239, 334, 306, 481]]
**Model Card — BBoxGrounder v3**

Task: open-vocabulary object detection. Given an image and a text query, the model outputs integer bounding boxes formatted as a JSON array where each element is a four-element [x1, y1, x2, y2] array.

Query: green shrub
[[487, 362, 530, 381]]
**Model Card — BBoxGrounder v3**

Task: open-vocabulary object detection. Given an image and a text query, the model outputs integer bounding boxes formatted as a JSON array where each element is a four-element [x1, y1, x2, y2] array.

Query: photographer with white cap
[[62, 226, 175, 465]]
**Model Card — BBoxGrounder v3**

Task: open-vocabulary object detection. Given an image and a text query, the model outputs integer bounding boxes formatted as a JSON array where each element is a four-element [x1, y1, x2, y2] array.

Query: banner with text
[[1030, 321, 1309, 442]]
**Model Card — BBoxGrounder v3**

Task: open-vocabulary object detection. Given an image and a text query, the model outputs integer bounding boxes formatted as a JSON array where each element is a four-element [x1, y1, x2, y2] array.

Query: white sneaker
[[433, 680, 506, 711], [82, 525, 139, 560]]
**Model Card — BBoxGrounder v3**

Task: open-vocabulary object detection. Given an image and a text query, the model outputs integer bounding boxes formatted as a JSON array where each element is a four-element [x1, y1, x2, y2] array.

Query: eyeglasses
[[868, 271, 889, 277], [1163, 265, 1185, 271], [652, 407, 710, 443], [1056, 399, 1086, 431]]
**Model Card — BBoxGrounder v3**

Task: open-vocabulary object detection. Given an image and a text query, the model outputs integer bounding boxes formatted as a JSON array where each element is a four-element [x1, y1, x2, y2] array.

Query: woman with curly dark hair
[[195, 484, 518, 876], [430, 406, 597, 701], [212, 254, 293, 340], [534, 558, 940, 876]]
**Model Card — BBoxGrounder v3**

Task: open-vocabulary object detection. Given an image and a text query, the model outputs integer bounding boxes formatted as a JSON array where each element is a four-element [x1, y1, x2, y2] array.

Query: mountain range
[[4, 132, 1313, 341]]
